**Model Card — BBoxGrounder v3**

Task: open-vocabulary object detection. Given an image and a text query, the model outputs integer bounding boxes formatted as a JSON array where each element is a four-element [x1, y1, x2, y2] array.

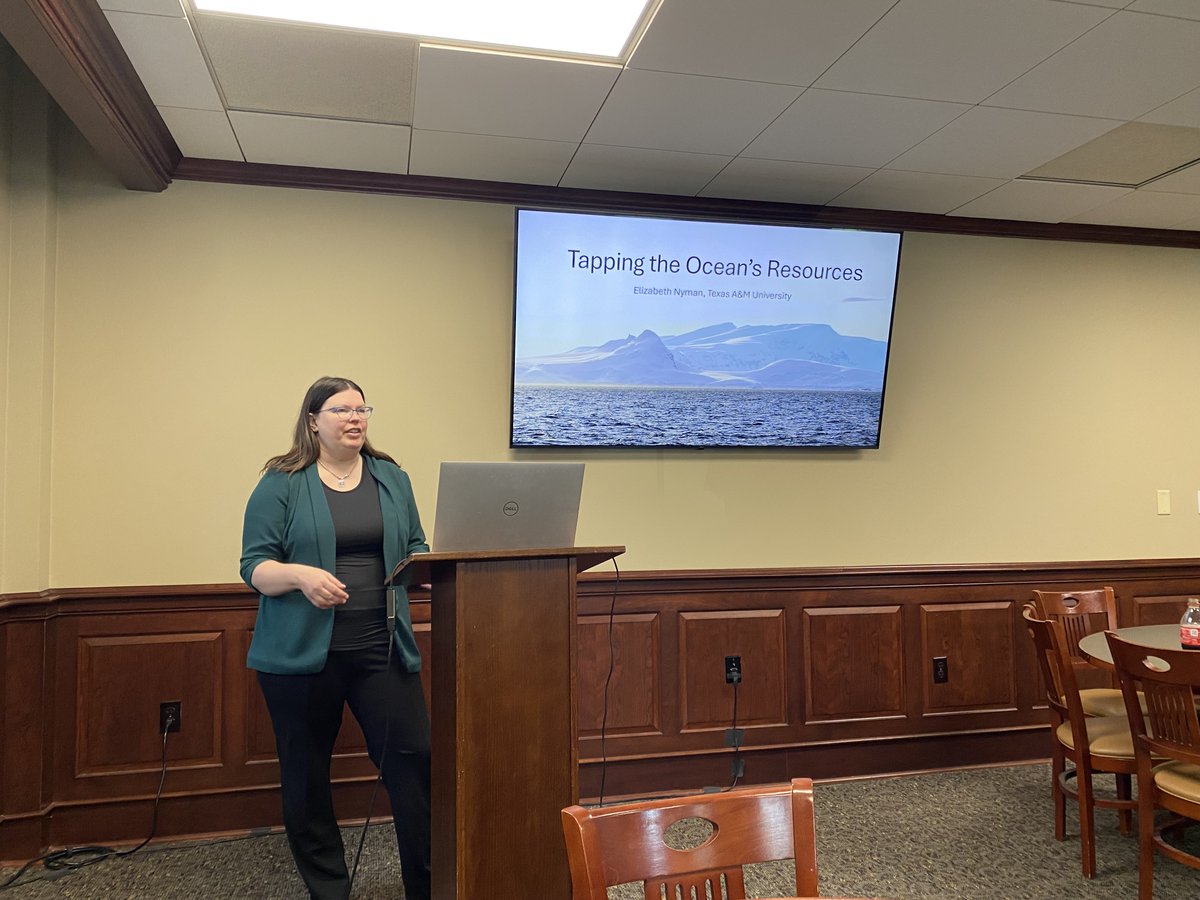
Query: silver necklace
[[318, 457, 357, 488]]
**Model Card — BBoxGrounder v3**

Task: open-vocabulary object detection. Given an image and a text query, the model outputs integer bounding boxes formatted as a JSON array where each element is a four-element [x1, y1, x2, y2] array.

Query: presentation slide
[[512, 209, 902, 449]]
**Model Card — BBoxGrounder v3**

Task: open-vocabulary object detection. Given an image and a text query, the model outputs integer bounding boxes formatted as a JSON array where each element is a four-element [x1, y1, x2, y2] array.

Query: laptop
[[430, 461, 585, 552]]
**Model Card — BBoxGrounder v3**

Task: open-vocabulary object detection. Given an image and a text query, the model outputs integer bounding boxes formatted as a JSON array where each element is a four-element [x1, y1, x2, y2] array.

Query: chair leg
[[1053, 744, 1067, 842], [1116, 773, 1133, 835], [1137, 785, 1155, 900], [1078, 767, 1097, 879]]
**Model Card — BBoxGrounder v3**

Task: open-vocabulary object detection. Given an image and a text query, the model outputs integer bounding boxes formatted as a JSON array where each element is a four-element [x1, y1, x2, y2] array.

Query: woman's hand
[[293, 566, 349, 609], [250, 561, 348, 608]]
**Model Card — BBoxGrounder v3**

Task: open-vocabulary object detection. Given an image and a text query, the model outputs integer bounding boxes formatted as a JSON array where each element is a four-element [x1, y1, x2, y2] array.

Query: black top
[[323, 469, 387, 652]]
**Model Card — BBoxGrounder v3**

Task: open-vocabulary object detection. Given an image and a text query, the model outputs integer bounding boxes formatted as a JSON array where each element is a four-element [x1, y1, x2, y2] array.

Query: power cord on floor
[[1, 714, 174, 891]]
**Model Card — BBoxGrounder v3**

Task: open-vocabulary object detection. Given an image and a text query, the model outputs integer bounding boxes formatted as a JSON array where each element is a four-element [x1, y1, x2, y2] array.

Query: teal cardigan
[[239, 455, 429, 675]]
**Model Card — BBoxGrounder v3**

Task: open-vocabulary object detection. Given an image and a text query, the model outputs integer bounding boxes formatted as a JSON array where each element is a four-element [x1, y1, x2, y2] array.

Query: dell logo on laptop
[[502, 500, 519, 516]]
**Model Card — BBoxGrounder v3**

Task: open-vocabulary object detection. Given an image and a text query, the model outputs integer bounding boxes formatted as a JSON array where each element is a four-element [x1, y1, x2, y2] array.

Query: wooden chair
[[561, 778, 819, 899], [1022, 606, 1136, 878], [1032, 587, 1126, 717], [1105, 632, 1200, 900]]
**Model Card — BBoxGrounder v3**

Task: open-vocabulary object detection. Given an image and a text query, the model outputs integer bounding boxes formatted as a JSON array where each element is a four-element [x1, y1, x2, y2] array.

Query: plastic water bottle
[[1181, 599, 1200, 650]]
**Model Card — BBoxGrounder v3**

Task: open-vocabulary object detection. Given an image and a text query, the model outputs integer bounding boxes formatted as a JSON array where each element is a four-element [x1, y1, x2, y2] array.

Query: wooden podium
[[392, 545, 624, 900]]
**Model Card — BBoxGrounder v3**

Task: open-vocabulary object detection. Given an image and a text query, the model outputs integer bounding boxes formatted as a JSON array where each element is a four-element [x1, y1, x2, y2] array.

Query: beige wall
[[0, 44, 9, 592], [5, 66, 1200, 590], [1, 48, 56, 594]]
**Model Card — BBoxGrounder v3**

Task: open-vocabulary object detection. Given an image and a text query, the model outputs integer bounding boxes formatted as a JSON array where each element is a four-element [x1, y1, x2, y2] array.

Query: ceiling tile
[[701, 158, 874, 205], [889, 107, 1123, 178], [194, 15, 415, 124], [69, 0, 1200, 233], [409, 130, 576, 185], [1024, 122, 1200, 185], [158, 106, 242, 160], [1065, 188, 1200, 227], [98, 0, 184, 14], [583, 69, 800, 156], [104, 11, 221, 110], [1170, 213, 1200, 230], [1128, 0, 1200, 19], [744, 89, 969, 168], [628, 0, 894, 85], [412, 45, 618, 142], [1140, 87, 1200, 128], [1143, 161, 1200, 195], [561, 145, 729, 194], [985, 10, 1200, 119], [832, 170, 1008, 214], [228, 111, 410, 174], [950, 180, 1130, 222], [815, 0, 1110, 103]]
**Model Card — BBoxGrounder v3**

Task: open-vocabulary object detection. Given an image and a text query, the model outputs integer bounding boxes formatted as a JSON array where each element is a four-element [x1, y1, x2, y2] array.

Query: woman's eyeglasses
[[318, 406, 374, 420]]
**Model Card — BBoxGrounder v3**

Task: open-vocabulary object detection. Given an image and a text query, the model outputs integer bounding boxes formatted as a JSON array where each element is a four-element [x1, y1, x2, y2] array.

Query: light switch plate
[[1157, 489, 1171, 515]]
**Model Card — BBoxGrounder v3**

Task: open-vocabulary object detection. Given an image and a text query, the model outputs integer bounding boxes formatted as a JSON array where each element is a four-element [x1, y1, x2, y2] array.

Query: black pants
[[257, 643, 432, 900]]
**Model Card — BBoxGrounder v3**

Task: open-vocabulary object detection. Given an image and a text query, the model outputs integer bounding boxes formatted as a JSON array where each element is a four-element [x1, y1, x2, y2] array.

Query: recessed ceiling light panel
[[192, 0, 655, 58]]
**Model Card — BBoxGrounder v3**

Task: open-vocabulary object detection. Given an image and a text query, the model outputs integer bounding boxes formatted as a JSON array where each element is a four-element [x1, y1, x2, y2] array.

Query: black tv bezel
[[509, 205, 903, 451]]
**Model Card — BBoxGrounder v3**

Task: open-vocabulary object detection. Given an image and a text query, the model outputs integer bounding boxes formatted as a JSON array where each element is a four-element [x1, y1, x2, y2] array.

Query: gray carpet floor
[[1, 763, 1196, 898]]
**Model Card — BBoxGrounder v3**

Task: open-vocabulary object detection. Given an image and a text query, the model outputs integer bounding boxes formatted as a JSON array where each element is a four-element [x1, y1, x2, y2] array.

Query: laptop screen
[[430, 461, 584, 552]]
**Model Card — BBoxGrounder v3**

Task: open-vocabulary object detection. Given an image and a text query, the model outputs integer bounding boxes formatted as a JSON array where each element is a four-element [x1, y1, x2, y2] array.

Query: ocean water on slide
[[512, 386, 883, 447]]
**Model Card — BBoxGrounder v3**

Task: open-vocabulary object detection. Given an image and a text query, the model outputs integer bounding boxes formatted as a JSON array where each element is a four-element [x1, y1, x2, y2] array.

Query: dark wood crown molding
[[0, 0, 179, 191], [174, 156, 1200, 250]]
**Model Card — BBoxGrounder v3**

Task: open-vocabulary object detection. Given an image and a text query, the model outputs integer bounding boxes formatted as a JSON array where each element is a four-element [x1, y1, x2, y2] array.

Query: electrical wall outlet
[[724, 655, 742, 684], [160, 701, 181, 734], [932, 657, 949, 684]]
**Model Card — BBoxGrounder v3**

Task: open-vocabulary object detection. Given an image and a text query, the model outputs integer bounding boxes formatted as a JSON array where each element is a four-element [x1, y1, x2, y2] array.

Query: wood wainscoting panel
[[802, 606, 904, 722], [921, 601, 1017, 714], [678, 609, 786, 732], [1, 618, 48, 816], [76, 631, 222, 775], [50, 599, 260, 811], [7, 562, 1200, 860], [242, 627, 277, 764], [578, 612, 661, 737], [1130, 593, 1193, 625]]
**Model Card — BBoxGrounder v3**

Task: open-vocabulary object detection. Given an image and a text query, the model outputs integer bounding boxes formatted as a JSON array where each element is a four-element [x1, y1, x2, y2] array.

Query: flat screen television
[[511, 208, 902, 449]]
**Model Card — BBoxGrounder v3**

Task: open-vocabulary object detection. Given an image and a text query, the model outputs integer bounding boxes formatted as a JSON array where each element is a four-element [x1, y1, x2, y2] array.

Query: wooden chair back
[[1031, 588, 1118, 662], [1023, 605, 1082, 727], [1032, 588, 1119, 691], [561, 778, 818, 900], [1105, 634, 1200, 762]]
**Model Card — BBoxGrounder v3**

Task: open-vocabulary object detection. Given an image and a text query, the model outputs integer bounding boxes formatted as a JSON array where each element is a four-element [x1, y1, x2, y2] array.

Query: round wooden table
[[1077, 624, 1186, 669]]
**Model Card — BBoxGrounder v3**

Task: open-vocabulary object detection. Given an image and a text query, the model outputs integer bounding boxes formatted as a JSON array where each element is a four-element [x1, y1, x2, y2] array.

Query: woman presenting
[[240, 376, 431, 900]]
